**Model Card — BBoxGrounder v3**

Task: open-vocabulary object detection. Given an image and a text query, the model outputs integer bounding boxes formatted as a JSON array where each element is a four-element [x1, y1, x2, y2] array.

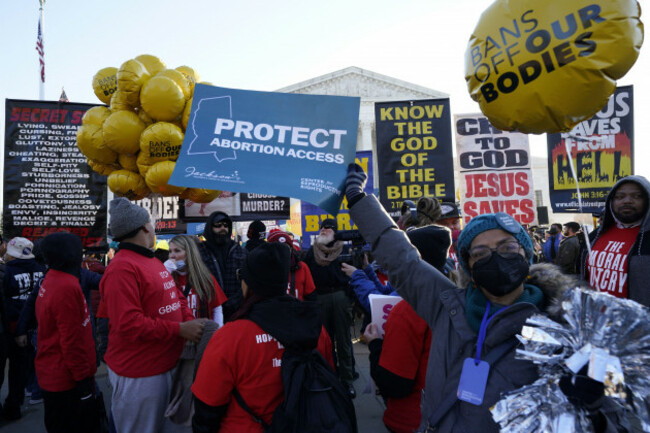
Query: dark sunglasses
[[213, 222, 229, 228], [321, 225, 335, 230]]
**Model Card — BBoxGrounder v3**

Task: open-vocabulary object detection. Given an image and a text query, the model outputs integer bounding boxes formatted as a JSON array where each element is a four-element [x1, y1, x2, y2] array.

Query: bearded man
[[580, 176, 650, 306], [198, 211, 247, 322], [303, 219, 355, 398]]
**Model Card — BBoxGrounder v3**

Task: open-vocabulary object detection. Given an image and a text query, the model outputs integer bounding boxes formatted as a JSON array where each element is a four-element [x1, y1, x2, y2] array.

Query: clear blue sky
[[1, 0, 648, 170]]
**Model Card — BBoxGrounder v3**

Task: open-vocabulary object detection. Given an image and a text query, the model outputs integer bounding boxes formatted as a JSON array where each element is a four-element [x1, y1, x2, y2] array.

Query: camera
[[335, 230, 366, 268]]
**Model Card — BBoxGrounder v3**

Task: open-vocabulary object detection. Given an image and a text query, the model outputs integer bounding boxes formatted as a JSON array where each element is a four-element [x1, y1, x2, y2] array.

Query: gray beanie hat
[[109, 197, 151, 240]]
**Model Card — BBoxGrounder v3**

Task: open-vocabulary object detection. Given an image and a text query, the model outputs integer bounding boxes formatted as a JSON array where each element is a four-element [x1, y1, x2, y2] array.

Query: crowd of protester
[[0, 171, 648, 432]]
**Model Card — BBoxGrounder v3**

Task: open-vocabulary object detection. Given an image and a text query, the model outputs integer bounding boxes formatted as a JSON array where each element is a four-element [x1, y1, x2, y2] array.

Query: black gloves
[[345, 164, 368, 208], [559, 373, 604, 411]]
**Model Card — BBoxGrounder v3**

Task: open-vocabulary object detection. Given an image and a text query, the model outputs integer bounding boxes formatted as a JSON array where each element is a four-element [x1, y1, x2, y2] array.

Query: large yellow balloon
[[108, 170, 150, 200], [180, 188, 222, 203], [103, 111, 146, 155], [140, 76, 186, 121], [145, 161, 186, 196], [156, 69, 191, 101], [175, 66, 200, 98], [182, 97, 192, 130], [135, 54, 166, 76], [139, 122, 184, 166], [465, 0, 643, 133], [118, 153, 139, 173], [77, 124, 118, 164], [82, 106, 112, 127], [88, 159, 119, 176], [110, 90, 135, 112], [117, 59, 151, 107], [92, 67, 117, 104]]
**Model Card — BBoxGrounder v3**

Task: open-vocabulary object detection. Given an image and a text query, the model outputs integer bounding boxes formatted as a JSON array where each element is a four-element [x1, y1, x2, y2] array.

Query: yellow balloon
[[156, 69, 191, 101], [92, 67, 117, 104], [110, 90, 135, 112], [175, 66, 200, 98], [465, 0, 644, 133], [137, 108, 154, 125], [140, 76, 186, 121], [88, 159, 119, 176], [108, 170, 150, 200], [135, 54, 166, 76], [180, 188, 221, 203], [117, 59, 151, 107], [118, 153, 139, 173], [182, 97, 192, 130], [136, 151, 153, 177], [76, 124, 117, 164], [103, 111, 146, 155], [145, 161, 186, 196], [139, 122, 184, 165], [82, 106, 112, 127]]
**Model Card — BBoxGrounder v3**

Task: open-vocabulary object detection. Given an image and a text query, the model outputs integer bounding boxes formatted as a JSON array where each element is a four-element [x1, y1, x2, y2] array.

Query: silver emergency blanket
[[490, 288, 650, 433]]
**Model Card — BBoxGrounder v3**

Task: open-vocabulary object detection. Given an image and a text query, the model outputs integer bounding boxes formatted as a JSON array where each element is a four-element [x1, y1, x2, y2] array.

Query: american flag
[[36, 15, 44, 83]]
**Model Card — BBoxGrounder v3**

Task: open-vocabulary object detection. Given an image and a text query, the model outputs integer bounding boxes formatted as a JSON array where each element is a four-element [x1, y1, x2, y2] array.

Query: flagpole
[[38, 0, 45, 100]]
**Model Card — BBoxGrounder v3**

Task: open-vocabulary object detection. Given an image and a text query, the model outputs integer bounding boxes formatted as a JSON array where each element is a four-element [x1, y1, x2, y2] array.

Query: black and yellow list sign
[[374, 99, 455, 217]]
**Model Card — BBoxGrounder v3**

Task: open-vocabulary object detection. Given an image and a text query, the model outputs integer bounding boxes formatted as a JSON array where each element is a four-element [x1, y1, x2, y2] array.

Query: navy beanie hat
[[457, 212, 533, 273], [241, 242, 291, 297]]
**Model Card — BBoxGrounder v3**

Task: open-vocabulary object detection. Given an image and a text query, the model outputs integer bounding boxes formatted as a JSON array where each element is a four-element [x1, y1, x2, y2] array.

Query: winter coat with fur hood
[[350, 195, 624, 433], [580, 175, 650, 307]]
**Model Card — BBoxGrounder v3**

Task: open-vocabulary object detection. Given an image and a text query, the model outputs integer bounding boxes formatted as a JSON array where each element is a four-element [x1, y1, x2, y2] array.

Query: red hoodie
[[100, 245, 194, 378], [35, 269, 97, 392]]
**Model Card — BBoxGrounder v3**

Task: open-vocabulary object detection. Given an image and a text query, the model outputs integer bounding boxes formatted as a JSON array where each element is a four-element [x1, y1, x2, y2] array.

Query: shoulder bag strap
[[232, 388, 270, 430]]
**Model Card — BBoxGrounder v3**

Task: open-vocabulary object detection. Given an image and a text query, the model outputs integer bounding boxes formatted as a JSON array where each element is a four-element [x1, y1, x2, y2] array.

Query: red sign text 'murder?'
[[455, 114, 536, 225]]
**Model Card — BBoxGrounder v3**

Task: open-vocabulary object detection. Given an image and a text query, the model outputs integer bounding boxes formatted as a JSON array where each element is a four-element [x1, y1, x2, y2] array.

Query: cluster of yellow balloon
[[78, 54, 220, 202]]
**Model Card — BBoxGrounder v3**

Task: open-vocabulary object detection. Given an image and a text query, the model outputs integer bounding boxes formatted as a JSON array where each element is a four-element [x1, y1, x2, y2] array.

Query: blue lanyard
[[475, 301, 509, 364]]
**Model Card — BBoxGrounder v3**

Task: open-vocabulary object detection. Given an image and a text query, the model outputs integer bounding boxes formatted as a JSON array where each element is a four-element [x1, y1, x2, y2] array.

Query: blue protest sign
[[169, 85, 360, 215]]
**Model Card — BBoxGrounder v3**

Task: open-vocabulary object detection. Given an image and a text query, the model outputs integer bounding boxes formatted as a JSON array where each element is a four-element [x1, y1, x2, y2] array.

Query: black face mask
[[471, 252, 529, 297]]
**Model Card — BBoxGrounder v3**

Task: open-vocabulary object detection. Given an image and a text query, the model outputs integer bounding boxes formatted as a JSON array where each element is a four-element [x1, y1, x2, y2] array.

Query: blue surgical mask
[[175, 260, 186, 270]]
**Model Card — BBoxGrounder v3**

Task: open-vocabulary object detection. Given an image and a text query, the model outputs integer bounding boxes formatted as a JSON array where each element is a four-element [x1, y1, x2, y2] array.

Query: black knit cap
[[407, 225, 452, 272], [320, 218, 337, 233], [241, 242, 291, 297]]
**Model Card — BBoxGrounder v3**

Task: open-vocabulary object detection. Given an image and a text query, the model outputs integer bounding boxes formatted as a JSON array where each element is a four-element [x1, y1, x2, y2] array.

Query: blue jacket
[[350, 264, 396, 312], [542, 234, 562, 262]]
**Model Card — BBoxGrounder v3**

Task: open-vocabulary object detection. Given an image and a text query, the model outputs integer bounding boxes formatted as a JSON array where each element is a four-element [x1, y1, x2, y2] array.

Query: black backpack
[[233, 343, 358, 433]]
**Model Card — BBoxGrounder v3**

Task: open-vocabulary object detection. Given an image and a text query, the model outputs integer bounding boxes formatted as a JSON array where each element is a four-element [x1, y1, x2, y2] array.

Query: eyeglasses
[[468, 240, 522, 261], [321, 225, 335, 230], [213, 222, 229, 228]]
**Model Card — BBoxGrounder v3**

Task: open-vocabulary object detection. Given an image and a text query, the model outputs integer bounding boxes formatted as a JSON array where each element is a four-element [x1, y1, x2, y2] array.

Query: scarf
[[312, 239, 344, 266], [465, 283, 544, 333]]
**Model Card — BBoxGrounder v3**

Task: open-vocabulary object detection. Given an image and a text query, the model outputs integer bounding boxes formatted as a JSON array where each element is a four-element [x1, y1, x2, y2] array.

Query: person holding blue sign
[[344, 165, 630, 433]]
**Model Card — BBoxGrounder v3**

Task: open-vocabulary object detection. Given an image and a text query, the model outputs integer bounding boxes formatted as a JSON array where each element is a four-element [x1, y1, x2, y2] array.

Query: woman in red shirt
[[167, 235, 228, 325]]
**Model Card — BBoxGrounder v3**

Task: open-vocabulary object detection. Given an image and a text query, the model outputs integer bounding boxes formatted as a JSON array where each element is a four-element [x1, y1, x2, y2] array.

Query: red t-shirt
[[287, 262, 316, 301], [379, 300, 431, 433], [100, 248, 194, 378], [174, 273, 228, 320], [35, 270, 97, 392], [192, 320, 334, 433], [587, 225, 640, 299]]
